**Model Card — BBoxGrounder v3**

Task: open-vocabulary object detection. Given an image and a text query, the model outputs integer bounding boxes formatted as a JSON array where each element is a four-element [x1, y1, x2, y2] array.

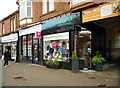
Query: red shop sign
[[35, 32, 42, 39], [52, 41, 58, 49]]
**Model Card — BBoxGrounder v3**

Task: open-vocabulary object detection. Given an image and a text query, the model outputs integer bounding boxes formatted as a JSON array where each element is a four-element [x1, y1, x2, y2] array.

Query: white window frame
[[49, 0, 54, 12], [13, 17, 16, 31], [42, 0, 47, 14], [71, 0, 86, 6], [10, 19, 13, 32], [19, 0, 32, 20], [27, 0, 32, 18], [2, 23, 5, 34]]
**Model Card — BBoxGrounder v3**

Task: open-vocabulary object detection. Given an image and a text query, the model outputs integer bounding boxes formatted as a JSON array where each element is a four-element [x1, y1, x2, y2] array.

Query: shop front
[[1, 33, 18, 62], [41, 12, 82, 69], [82, 1, 120, 63], [19, 23, 42, 64]]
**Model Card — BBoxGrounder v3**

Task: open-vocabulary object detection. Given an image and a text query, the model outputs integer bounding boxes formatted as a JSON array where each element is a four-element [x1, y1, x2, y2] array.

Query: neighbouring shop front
[[1, 33, 18, 62], [82, 1, 120, 63], [19, 23, 42, 64]]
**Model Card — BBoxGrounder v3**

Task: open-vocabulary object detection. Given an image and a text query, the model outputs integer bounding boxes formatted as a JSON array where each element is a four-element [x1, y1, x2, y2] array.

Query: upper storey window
[[42, 0, 54, 14], [20, 0, 32, 20], [2, 23, 5, 34], [49, 0, 54, 11], [42, 0, 47, 14], [71, 0, 86, 6]]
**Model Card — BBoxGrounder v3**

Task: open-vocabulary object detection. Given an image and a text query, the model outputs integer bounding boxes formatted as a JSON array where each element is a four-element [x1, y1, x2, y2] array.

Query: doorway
[[76, 29, 92, 68]]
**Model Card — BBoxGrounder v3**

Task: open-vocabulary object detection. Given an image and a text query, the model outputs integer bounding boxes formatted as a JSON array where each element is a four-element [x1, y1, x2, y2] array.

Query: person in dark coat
[[3, 48, 9, 67]]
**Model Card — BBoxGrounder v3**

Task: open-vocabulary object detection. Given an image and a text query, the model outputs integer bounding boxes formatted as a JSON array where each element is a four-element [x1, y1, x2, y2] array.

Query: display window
[[22, 36, 27, 59], [11, 42, 17, 60], [27, 35, 32, 60], [33, 34, 39, 63], [43, 32, 70, 62]]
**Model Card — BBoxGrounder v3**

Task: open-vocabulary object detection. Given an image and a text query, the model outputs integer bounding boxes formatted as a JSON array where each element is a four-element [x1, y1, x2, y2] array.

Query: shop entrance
[[76, 29, 92, 68]]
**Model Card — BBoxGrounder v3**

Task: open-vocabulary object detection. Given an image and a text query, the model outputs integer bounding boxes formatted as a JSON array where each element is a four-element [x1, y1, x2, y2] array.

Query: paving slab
[[1, 60, 119, 87]]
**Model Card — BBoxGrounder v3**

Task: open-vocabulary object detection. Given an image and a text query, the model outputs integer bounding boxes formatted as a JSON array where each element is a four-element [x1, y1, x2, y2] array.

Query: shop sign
[[19, 24, 41, 36], [82, 1, 120, 23], [52, 41, 58, 49], [100, 4, 112, 17], [35, 32, 42, 39], [2, 33, 18, 43], [82, 7, 100, 22], [42, 12, 80, 30], [43, 32, 69, 41]]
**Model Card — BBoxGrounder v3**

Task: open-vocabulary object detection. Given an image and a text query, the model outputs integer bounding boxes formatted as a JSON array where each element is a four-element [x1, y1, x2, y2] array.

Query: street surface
[[1, 60, 119, 87]]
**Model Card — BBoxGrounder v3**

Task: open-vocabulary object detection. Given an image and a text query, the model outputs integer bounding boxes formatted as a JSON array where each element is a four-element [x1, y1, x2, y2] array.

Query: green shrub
[[92, 51, 106, 65], [47, 60, 60, 67], [72, 51, 78, 61], [52, 60, 60, 66], [47, 60, 53, 67]]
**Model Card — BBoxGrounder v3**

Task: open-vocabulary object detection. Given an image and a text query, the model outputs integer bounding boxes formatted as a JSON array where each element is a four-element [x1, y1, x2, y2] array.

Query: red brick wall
[[1, 11, 19, 35]]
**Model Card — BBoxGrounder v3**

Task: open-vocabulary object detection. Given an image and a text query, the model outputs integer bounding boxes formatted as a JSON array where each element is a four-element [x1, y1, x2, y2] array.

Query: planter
[[52, 65, 59, 69], [46, 65, 59, 69], [95, 63, 103, 71], [72, 60, 79, 73]]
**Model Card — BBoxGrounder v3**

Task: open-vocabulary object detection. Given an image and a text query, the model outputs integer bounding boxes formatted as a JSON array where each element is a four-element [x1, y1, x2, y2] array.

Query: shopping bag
[[1, 55, 4, 60]]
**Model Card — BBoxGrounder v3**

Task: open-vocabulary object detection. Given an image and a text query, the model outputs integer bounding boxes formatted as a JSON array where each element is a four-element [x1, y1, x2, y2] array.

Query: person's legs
[[4, 60, 7, 66], [6, 60, 8, 65]]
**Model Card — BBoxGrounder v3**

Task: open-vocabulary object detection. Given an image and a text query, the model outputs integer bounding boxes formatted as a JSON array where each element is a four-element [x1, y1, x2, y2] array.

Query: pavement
[[0, 60, 119, 87]]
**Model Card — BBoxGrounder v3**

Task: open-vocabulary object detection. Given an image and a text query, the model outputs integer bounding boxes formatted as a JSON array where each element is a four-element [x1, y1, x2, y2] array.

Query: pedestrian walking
[[3, 47, 9, 67]]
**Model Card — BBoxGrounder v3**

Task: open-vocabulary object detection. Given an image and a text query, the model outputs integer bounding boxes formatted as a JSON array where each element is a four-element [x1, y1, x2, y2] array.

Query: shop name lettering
[[44, 35, 68, 39], [83, 8, 98, 15], [83, 1, 120, 15]]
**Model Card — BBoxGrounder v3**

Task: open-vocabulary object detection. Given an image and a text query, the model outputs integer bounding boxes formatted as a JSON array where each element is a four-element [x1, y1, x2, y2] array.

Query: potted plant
[[92, 51, 106, 71], [52, 59, 60, 69], [46, 59, 60, 69], [72, 51, 79, 73], [46, 60, 53, 68]]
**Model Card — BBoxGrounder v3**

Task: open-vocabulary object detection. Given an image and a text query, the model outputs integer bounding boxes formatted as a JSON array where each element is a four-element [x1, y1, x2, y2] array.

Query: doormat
[[80, 70, 96, 73]]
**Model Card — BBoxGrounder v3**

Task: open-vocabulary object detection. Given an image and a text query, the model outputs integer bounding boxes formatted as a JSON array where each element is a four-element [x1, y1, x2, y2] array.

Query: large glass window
[[43, 32, 69, 62], [49, 0, 54, 11]]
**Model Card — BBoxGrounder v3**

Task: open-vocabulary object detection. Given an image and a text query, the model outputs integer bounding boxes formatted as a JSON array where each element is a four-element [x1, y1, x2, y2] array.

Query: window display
[[33, 34, 39, 63], [11, 42, 17, 60], [22, 36, 27, 59], [43, 32, 69, 62], [27, 35, 32, 60]]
